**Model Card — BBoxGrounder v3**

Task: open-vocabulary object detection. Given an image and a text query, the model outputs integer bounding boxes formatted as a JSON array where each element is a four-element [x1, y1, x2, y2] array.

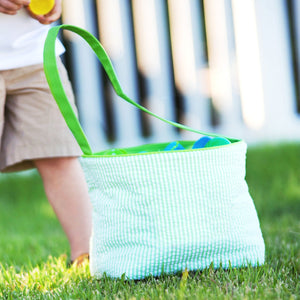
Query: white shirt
[[0, 8, 64, 70]]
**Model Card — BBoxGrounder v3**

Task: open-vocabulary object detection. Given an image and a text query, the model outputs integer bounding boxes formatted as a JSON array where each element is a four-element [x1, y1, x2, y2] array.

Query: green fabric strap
[[43, 24, 225, 155]]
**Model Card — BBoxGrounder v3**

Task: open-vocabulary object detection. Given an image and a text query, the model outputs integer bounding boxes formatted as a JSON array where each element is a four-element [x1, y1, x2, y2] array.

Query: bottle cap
[[28, 0, 55, 15]]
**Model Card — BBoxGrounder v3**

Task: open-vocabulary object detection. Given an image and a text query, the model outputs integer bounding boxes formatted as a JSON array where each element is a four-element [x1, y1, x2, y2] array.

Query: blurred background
[[1, 1, 300, 282], [59, 0, 300, 151]]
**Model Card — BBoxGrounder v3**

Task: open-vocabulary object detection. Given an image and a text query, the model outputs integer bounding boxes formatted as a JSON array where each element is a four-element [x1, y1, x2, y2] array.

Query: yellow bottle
[[28, 0, 55, 15]]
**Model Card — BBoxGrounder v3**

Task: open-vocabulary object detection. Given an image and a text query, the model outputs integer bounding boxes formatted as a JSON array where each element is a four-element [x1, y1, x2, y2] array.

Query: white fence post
[[254, 0, 300, 142], [132, 0, 177, 143], [167, 0, 210, 140], [231, 0, 265, 139], [203, 0, 243, 137], [96, 0, 141, 148]]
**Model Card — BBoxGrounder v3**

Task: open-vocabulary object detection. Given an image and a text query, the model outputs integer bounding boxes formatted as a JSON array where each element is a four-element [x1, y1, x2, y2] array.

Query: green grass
[[0, 143, 299, 299]]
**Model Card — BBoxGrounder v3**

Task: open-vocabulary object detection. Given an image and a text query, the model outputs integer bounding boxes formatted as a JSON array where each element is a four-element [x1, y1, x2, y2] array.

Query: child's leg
[[34, 156, 92, 261]]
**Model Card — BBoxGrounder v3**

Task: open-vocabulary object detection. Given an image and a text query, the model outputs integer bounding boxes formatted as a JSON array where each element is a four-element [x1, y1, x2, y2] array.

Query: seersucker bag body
[[44, 25, 265, 280]]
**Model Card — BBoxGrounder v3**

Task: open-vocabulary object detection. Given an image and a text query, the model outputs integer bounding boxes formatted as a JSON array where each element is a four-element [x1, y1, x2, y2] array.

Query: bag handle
[[44, 24, 227, 155]]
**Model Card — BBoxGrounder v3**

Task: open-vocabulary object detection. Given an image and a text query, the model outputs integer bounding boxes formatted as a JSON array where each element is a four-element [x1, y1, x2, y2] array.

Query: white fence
[[60, 0, 300, 151]]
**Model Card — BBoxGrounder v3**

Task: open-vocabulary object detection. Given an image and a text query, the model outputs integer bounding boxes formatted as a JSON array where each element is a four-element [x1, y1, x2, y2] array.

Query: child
[[0, 0, 92, 265]]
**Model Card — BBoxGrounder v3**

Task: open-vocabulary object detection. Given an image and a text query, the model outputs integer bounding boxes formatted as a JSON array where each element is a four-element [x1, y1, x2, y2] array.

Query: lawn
[[0, 143, 299, 299]]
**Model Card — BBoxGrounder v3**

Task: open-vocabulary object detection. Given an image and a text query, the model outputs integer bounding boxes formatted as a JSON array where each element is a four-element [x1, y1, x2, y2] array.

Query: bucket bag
[[43, 24, 265, 280]]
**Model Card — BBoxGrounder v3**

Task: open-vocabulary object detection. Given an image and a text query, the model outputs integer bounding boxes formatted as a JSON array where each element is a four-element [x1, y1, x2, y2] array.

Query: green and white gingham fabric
[[82, 142, 264, 279], [43, 25, 265, 280]]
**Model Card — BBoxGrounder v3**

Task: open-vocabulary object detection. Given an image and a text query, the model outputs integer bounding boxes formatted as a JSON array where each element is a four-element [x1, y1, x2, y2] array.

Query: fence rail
[[60, 0, 300, 151]]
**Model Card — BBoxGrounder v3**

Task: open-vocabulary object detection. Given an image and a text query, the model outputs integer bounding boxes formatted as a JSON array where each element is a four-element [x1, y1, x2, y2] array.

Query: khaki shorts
[[0, 58, 82, 172]]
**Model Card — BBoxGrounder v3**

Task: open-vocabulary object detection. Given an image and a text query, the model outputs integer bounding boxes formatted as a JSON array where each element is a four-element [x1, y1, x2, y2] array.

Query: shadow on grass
[[0, 170, 69, 268]]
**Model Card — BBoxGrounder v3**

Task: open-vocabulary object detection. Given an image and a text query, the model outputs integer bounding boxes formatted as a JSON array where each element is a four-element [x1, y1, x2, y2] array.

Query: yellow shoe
[[71, 253, 89, 267]]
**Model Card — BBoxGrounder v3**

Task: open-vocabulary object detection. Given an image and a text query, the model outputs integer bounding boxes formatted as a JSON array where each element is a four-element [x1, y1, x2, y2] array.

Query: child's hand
[[0, 0, 30, 15], [26, 0, 62, 25]]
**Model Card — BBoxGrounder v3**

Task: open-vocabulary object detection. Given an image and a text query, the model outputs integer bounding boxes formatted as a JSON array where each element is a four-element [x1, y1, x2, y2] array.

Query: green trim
[[43, 24, 240, 156], [82, 139, 243, 158]]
